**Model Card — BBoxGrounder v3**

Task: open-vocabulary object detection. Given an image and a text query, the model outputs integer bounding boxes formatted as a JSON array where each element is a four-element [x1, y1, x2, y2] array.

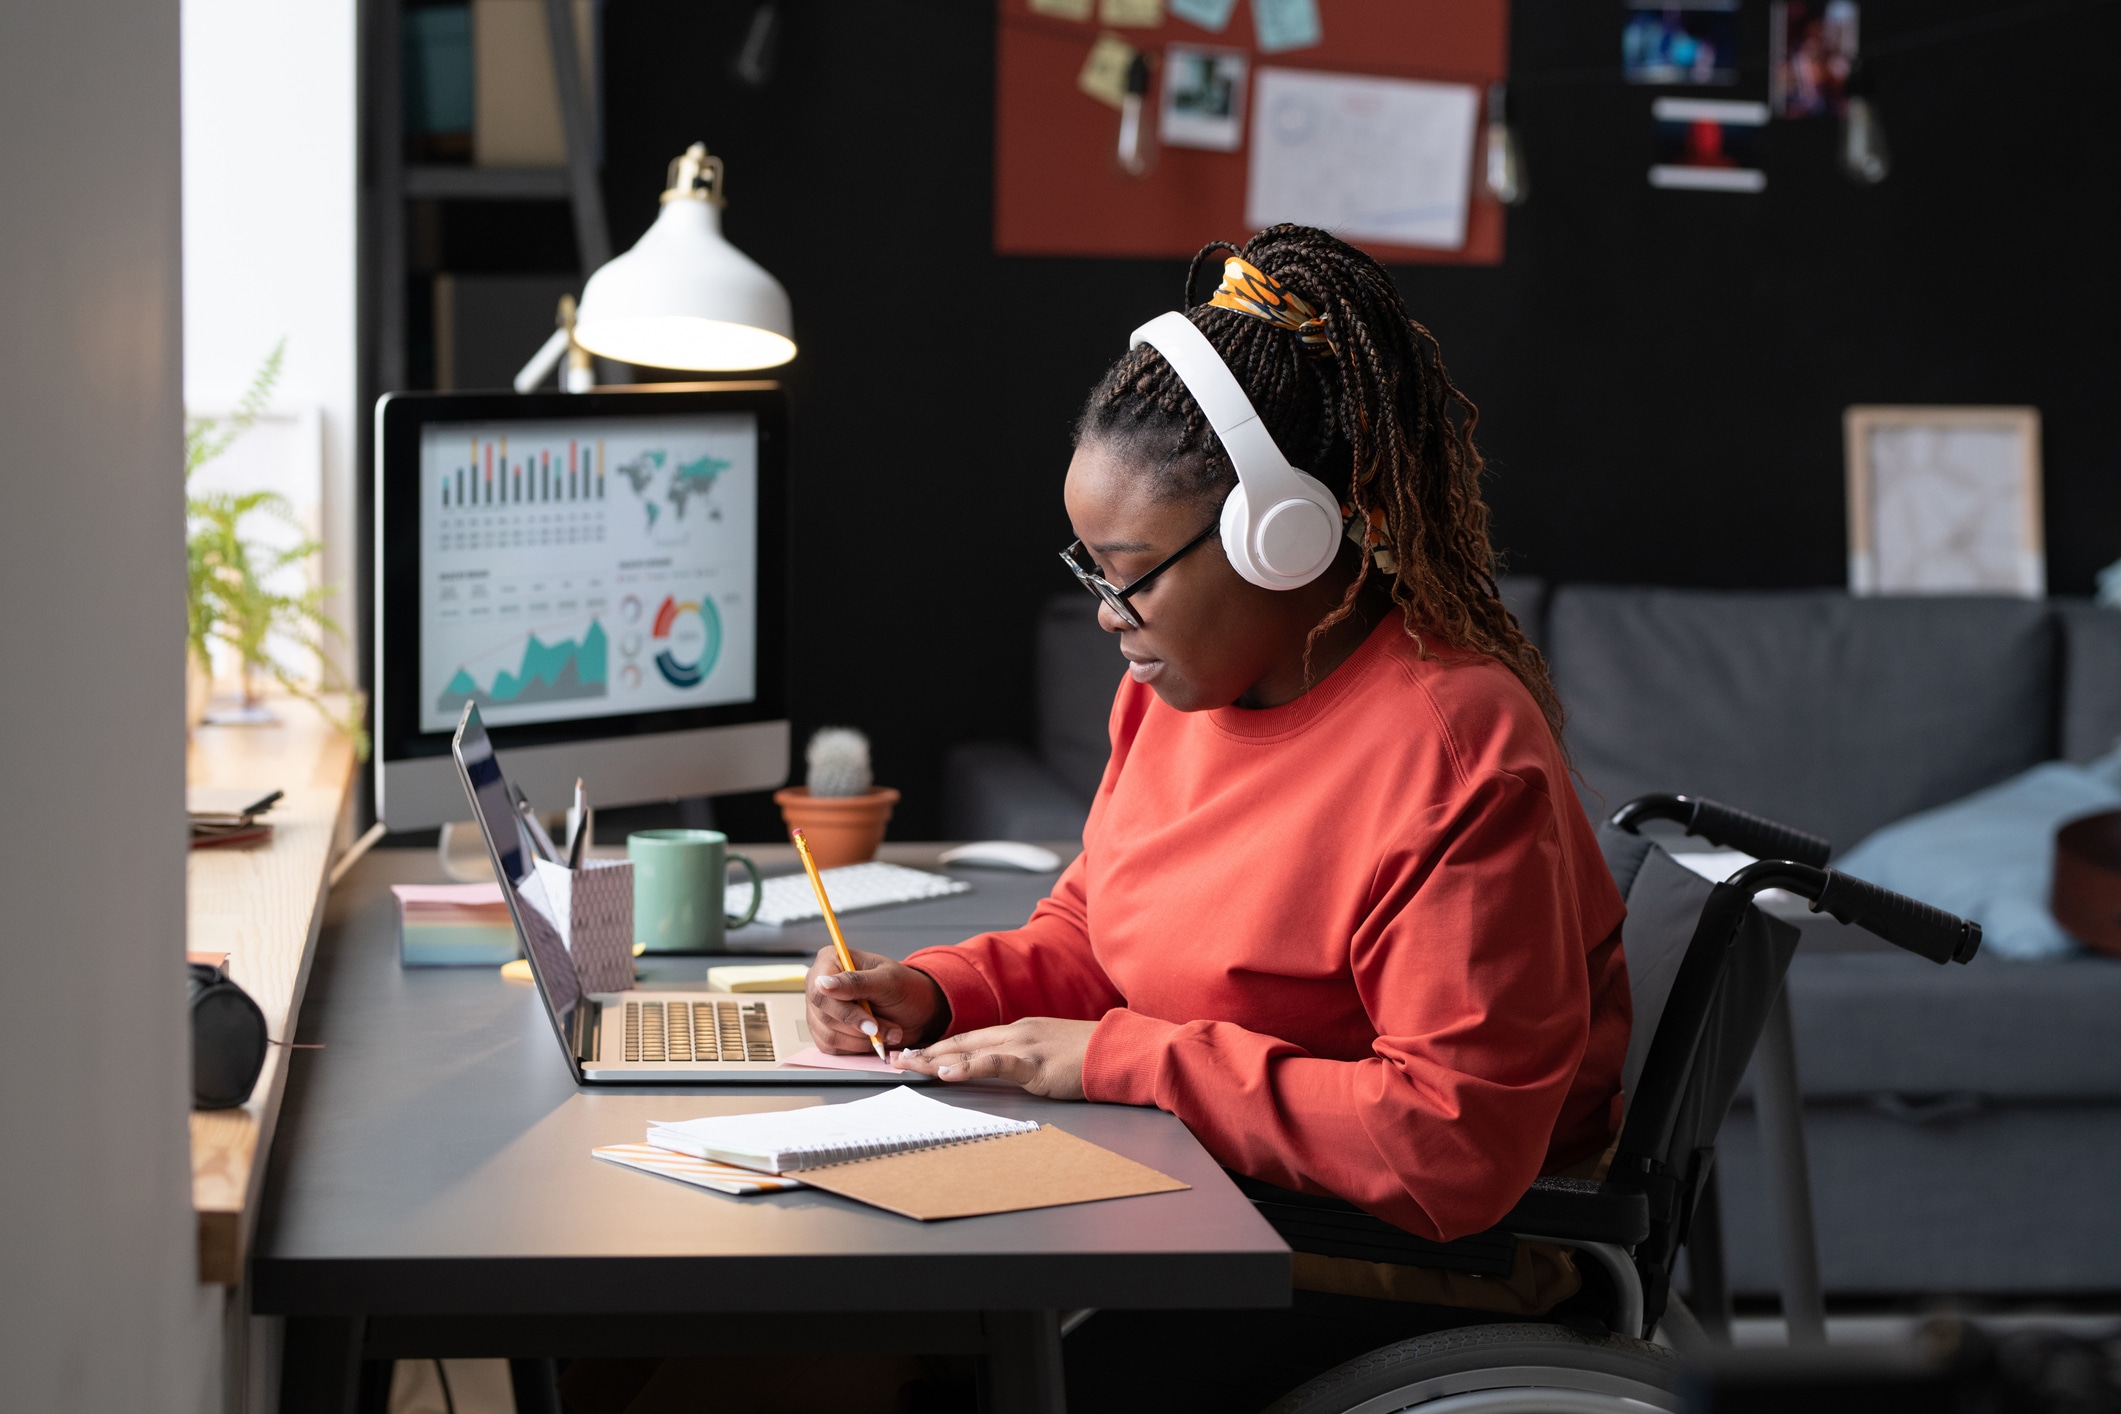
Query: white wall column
[[0, 0, 216, 1409]]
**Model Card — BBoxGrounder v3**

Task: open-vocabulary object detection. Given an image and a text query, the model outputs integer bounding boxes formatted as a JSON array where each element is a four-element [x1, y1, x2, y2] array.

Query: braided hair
[[1073, 224, 1565, 746]]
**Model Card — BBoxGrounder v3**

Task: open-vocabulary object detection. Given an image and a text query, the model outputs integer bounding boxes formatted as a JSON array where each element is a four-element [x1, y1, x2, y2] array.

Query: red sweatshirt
[[906, 617, 1629, 1242]]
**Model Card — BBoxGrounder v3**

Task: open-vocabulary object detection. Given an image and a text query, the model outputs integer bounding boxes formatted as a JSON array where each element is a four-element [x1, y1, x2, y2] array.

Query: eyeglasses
[[1059, 520, 1220, 630]]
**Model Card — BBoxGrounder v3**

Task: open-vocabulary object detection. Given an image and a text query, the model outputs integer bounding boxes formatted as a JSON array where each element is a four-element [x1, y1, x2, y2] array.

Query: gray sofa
[[943, 584, 2121, 1297]]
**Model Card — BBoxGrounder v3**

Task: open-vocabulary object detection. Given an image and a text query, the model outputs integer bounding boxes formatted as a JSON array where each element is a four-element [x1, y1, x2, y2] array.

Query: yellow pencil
[[789, 828, 889, 1061]]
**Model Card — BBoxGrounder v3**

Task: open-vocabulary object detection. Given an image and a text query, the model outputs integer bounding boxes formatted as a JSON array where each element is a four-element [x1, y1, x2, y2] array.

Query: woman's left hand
[[891, 1018, 1098, 1100]]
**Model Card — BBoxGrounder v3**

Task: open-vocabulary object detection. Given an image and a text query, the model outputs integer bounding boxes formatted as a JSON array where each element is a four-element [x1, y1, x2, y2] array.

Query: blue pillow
[[1835, 745, 2121, 960]]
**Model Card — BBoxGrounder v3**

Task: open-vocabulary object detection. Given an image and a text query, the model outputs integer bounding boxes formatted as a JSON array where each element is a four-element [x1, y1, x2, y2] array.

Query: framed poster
[[1845, 405, 2043, 597]]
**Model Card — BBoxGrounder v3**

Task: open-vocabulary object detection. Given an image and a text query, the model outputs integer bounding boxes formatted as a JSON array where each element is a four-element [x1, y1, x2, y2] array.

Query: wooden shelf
[[404, 164, 571, 200], [187, 695, 361, 1284]]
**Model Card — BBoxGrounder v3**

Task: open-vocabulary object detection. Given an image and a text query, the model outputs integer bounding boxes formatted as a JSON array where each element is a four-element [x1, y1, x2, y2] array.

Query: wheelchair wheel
[[1261, 1321, 1680, 1414]]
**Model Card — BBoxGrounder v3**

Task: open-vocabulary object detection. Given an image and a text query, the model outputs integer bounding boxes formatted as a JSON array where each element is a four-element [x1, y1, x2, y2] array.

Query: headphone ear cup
[[1220, 473, 1341, 589], [1219, 482, 1268, 589]]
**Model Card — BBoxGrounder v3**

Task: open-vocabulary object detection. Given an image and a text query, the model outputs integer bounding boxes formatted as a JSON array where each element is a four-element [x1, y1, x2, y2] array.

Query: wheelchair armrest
[[1228, 1172, 1650, 1274], [1502, 1176, 1650, 1247]]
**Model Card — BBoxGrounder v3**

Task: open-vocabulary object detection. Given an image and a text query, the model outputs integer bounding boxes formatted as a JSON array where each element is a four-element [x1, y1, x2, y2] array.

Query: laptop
[[452, 702, 925, 1085]]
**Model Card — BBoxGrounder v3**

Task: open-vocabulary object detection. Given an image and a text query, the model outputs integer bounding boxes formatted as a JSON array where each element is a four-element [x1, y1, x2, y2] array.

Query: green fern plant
[[186, 342, 369, 758]]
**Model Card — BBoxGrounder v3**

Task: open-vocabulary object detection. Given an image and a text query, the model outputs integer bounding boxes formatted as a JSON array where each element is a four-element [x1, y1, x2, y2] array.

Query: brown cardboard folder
[[793, 1124, 1189, 1221]]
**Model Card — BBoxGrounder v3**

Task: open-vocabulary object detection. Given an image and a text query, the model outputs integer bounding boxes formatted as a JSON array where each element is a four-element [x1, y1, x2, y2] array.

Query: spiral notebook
[[643, 1087, 1189, 1221]]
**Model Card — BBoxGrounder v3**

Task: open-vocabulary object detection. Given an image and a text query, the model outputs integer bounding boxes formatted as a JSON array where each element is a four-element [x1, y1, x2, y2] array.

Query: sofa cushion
[[1762, 950, 2121, 1098], [941, 742, 1093, 843], [1546, 588, 2057, 852], [1035, 594, 1123, 804], [1498, 574, 1549, 652], [2058, 599, 2121, 763], [1834, 749, 2121, 960]]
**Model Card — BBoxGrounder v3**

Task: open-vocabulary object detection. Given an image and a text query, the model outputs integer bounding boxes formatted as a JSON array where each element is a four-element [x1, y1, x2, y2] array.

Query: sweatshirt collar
[[1205, 613, 1402, 742]]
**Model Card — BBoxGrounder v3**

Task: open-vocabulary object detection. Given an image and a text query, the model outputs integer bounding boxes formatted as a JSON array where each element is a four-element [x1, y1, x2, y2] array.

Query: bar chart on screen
[[417, 414, 759, 733]]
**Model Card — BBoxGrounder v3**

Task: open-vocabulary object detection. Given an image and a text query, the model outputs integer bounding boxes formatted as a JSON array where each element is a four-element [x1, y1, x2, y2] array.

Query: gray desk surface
[[251, 844, 1289, 1321]]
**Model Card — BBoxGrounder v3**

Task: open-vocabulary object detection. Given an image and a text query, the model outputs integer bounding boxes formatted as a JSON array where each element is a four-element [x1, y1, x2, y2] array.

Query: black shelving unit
[[362, 0, 610, 398]]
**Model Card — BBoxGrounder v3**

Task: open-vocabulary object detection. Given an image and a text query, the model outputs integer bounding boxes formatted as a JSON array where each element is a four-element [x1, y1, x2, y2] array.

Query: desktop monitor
[[375, 386, 790, 831]]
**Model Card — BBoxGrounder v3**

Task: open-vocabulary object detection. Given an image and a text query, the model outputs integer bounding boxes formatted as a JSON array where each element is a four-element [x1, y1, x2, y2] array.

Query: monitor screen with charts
[[376, 387, 790, 831]]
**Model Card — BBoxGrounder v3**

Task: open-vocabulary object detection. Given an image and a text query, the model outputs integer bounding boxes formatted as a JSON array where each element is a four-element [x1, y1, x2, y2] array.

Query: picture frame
[[1845, 404, 2043, 597]]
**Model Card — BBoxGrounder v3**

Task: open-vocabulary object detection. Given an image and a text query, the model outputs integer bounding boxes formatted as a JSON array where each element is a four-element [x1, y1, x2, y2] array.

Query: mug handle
[[725, 852, 763, 928]]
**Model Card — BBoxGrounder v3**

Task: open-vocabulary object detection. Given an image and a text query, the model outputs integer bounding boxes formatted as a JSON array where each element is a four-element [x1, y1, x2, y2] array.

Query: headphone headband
[[1130, 312, 1314, 509], [1129, 311, 1342, 590]]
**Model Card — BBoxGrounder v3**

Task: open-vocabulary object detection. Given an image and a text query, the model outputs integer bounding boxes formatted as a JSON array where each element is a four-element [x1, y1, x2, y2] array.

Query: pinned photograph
[[1623, 1, 1740, 86], [1161, 46, 1248, 151], [1649, 97, 1767, 191], [1771, 0, 1859, 118]]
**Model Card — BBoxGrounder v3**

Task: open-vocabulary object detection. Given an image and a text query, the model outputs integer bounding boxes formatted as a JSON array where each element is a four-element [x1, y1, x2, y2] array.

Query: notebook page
[[647, 1086, 1038, 1173]]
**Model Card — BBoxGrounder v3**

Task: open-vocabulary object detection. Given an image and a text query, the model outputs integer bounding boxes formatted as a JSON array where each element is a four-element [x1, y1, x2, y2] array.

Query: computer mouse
[[937, 840, 1064, 873]]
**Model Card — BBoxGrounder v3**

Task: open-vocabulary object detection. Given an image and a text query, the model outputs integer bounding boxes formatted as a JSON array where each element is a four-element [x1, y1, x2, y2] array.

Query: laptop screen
[[451, 702, 585, 1071]]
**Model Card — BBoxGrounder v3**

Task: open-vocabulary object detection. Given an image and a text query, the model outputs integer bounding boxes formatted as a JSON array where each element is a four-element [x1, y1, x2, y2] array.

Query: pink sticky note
[[780, 1045, 908, 1075]]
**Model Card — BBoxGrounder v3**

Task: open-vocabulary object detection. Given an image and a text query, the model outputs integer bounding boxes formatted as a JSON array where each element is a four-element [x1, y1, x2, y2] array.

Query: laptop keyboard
[[623, 998, 777, 1064]]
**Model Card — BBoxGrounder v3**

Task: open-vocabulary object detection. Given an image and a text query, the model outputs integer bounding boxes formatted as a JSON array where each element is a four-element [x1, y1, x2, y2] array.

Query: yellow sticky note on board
[[1030, 0, 1093, 19], [1100, 0, 1164, 26], [1078, 32, 1138, 109]]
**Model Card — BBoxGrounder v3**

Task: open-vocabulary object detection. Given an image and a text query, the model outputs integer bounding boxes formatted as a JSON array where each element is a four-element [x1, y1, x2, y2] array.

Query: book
[[636, 1087, 1190, 1221], [647, 1086, 1039, 1174], [591, 1143, 807, 1196], [393, 882, 518, 967]]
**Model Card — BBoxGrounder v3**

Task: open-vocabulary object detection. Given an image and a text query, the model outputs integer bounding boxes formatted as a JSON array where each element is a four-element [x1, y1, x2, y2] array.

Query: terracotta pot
[[774, 786, 900, 868]]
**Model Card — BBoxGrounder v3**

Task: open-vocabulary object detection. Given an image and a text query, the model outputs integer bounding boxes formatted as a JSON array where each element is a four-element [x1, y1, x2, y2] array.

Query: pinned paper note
[[1170, 0, 1237, 31], [1030, 0, 1093, 19], [1246, 68, 1480, 249], [1252, 0, 1321, 52], [1078, 32, 1140, 109], [1099, 0, 1164, 26]]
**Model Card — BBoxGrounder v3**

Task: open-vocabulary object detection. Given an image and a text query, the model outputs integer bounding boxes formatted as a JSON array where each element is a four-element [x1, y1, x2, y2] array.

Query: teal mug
[[628, 829, 763, 954]]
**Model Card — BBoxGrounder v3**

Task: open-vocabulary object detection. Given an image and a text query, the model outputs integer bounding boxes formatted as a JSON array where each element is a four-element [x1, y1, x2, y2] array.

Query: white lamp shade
[[571, 199, 796, 371]]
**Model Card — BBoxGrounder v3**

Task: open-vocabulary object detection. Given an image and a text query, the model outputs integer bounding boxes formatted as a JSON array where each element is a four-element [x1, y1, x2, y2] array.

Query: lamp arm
[[513, 327, 571, 395]]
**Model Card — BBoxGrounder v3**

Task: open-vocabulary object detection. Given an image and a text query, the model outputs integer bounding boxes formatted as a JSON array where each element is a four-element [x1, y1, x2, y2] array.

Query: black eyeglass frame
[[1059, 519, 1221, 630]]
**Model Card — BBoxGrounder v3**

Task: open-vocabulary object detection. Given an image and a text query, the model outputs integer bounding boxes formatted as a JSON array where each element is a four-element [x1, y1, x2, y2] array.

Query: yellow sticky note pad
[[706, 964, 810, 993], [1030, 0, 1093, 19], [1099, 0, 1164, 25], [1078, 33, 1138, 110]]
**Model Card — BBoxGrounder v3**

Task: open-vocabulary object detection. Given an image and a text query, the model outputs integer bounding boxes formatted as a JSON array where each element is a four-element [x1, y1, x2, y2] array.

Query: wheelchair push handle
[[1812, 869, 1983, 966], [1610, 793, 1833, 869], [1720, 860, 1982, 966]]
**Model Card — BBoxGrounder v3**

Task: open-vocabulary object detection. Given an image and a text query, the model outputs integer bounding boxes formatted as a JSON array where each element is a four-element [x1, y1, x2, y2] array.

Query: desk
[[187, 694, 361, 1283], [255, 845, 1289, 1412]]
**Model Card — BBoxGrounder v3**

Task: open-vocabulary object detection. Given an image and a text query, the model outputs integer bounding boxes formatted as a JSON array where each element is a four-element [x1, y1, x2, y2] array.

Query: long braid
[[1075, 224, 1566, 748]]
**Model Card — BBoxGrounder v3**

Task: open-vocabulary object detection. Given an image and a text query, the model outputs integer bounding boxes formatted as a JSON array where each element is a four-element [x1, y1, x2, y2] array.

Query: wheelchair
[[1231, 793, 1984, 1414]]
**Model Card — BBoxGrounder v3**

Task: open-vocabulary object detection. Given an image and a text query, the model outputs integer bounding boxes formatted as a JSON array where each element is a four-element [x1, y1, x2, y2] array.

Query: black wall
[[596, 0, 2120, 839]]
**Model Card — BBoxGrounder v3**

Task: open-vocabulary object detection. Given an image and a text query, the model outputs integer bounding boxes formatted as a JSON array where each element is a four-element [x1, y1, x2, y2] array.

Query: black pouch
[[189, 962, 268, 1109]]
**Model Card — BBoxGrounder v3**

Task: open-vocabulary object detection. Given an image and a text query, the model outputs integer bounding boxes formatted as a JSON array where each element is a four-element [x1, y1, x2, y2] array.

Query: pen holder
[[530, 858, 636, 993]]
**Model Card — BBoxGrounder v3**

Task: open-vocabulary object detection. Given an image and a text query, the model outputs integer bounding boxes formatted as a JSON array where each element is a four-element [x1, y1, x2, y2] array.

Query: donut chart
[[651, 595, 721, 689]]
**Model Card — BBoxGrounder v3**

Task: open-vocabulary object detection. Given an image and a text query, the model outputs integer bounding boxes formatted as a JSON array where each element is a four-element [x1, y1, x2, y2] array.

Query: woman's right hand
[[806, 947, 949, 1054]]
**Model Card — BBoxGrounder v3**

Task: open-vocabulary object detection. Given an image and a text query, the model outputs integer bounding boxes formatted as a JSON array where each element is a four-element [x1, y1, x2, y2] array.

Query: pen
[[509, 783, 560, 863], [790, 827, 889, 1061], [565, 777, 588, 870]]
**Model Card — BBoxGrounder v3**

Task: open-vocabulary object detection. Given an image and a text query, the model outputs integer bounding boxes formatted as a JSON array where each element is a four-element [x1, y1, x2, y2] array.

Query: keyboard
[[624, 997, 775, 1063], [741, 862, 971, 927]]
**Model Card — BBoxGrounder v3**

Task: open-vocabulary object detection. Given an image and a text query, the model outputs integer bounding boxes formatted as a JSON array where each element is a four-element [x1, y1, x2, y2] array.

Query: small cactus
[[805, 727, 873, 798]]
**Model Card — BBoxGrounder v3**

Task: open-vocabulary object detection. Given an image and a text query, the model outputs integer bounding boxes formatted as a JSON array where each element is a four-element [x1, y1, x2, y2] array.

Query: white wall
[[0, 0, 219, 1409], [183, 0, 360, 681]]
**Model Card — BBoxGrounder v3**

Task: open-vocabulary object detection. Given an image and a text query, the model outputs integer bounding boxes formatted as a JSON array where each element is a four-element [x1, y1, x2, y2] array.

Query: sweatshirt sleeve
[[903, 851, 1126, 1034], [1078, 769, 1598, 1243]]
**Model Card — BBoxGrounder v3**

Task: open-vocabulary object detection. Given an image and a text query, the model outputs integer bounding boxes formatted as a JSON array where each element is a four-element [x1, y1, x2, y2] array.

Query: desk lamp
[[514, 142, 796, 392]]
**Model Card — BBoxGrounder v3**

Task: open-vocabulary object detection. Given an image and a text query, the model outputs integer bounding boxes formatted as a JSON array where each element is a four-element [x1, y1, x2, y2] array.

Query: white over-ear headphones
[[1130, 310, 1344, 591]]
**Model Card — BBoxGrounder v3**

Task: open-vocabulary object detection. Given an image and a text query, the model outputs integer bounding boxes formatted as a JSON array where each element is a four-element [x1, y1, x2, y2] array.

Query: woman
[[809, 227, 1629, 1395]]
